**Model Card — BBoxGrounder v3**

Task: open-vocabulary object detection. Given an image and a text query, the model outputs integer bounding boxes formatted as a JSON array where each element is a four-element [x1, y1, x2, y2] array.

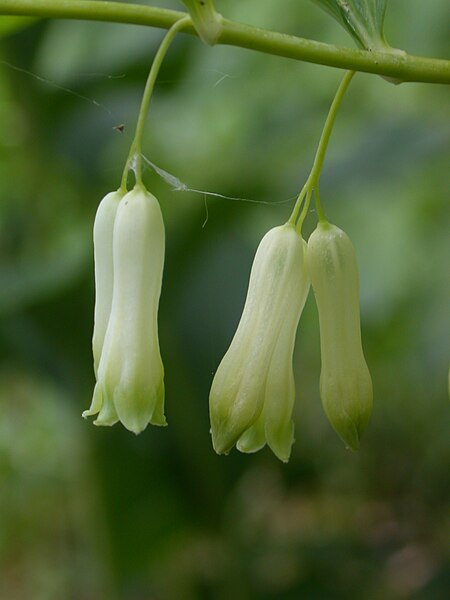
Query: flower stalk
[[121, 15, 191, 189], [289, 70, 355, 232]]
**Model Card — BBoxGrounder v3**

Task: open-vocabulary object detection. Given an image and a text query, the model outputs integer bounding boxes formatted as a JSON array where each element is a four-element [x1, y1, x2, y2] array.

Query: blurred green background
[[0, 1, 449, 598]]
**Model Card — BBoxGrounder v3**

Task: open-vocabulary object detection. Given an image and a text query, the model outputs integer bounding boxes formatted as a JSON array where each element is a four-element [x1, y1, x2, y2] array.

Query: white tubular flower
[[91, 190, 123, 377], [307, 221, 373, 450], [84, 185, 166, 434], [209, 224, 310, 462]]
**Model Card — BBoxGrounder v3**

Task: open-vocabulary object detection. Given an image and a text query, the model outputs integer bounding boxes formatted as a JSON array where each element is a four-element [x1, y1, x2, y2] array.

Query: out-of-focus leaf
[[0, 370, 110, 599], [311, 0, 390, 50], [0, 16, 36, 37], [34, 20, 163, 83], [0, 227, 90, 316]]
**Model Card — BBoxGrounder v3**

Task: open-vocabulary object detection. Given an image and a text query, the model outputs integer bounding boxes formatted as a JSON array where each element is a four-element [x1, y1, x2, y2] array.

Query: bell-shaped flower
[[83, 185, 166, 434], [90, 190, 123, 377], [209, 223, 310, 462], [306, 221, 373, 450]]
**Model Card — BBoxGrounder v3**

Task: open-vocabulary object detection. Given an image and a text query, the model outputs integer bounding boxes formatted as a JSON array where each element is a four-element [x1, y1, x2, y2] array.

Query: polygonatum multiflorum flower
[[307, 221, 373, 450], [209, 223, 310, 462], [83, 185, 166, 434]]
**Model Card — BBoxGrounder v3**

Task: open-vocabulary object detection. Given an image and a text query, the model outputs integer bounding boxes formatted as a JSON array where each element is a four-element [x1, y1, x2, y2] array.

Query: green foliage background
[[0, 1, 449, 598]]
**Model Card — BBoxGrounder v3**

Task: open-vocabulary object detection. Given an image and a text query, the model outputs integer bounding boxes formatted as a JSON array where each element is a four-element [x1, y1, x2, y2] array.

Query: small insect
[[113, 124, 125, 133]]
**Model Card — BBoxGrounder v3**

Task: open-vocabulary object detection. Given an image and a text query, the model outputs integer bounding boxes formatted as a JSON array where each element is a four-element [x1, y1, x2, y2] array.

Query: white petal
[[92, 190, 123, 376]]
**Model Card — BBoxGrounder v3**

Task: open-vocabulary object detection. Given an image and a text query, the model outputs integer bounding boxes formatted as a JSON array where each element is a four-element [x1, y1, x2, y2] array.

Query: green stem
[[313, 187, 326, 223], [308, 70, 355, 190], [120, 16, 190, 190], [289, 71, 355, 230], [288, 184, 308, 226], [1, 1, 449, 83]]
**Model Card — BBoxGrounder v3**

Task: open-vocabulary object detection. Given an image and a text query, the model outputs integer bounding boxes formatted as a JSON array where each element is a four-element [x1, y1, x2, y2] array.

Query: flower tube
[[307, 221, 373, 450], [84, 185, 166, 434], [209, 224, 310, 461]]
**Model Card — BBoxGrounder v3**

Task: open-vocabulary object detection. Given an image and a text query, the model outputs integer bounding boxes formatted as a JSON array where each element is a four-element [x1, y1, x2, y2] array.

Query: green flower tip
[[237, 419, 295, 463], [210, 425, 235, 456], [332, 414, 362, 452], [212, 418, 294, 463], [319, 365, 373, 451]]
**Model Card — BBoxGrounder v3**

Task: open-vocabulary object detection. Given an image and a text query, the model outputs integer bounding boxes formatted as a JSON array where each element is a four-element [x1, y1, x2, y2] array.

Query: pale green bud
[[84, 185, 166, 434], [307, 221, 373, 450], [181, 0, 223, 45], [210, 224, 310, 461], [91, 190, 123, 377]]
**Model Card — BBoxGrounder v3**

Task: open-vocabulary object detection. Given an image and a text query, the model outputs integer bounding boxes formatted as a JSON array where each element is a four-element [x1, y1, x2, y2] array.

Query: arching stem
[[120, 16, 190, 191], [288, 70, 355, 232], [1, 1, 449, 83]]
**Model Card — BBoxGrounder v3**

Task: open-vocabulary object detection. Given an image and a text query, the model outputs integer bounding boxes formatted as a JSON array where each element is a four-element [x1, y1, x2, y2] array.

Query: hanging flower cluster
[[208, 71, 372, 459], [83, 188, 373, 458], [83, 185, 166, 434], [209, 218, 373, 459], [82, 17, 374, 460], [83, 17, 188, 434]]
